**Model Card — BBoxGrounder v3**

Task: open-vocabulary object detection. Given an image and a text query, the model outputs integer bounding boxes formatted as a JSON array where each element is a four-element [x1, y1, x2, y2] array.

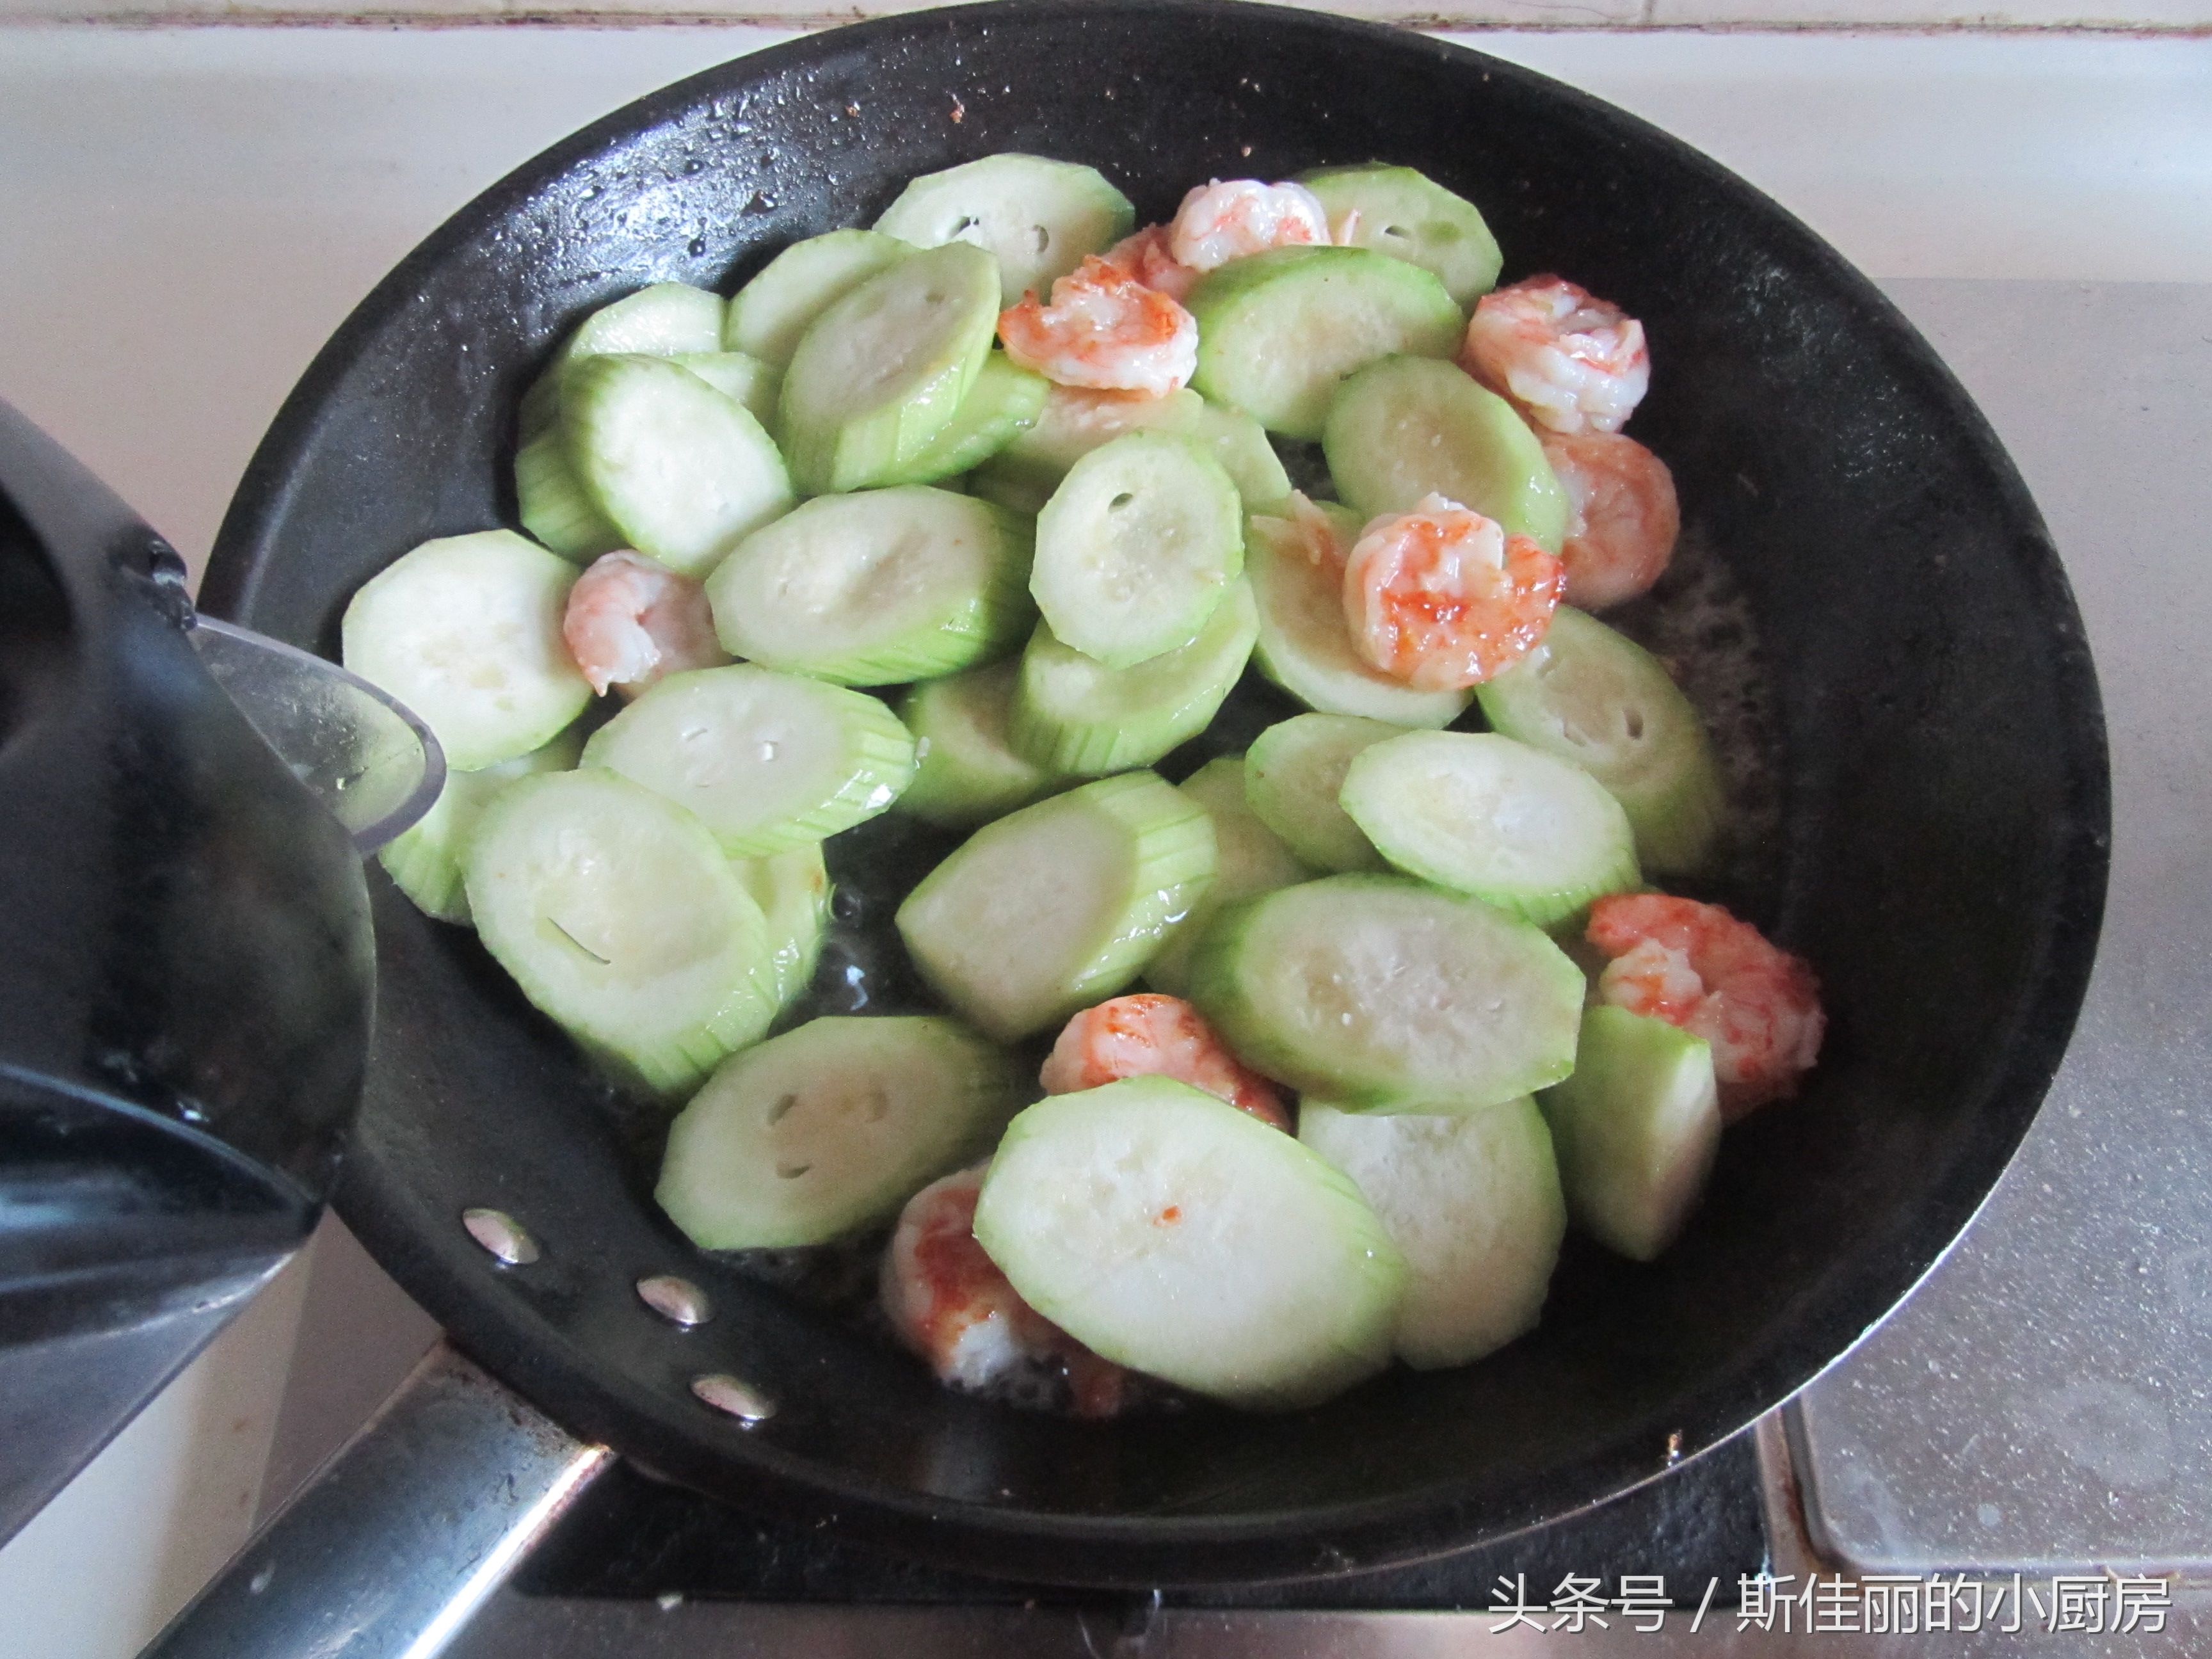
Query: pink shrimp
[[1100, 223, 1200, 303], [881, 1165, 1129, 1419], [560, 550, 729, 698], [1542, 430, 1681, 610], [1461, 276, 1651, 436], [997, 255, 1198, 397], [1587, 894, 1824, 1121], [1041, 994, 1289, 1130], [1259, 488, 1350, 573], [1167, 179, 1331, 272], [1341, 493, 1563, 691]]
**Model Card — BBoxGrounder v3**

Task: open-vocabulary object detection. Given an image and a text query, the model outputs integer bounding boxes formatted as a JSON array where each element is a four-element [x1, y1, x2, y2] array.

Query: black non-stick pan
[[196, 0, 2107, 1594]]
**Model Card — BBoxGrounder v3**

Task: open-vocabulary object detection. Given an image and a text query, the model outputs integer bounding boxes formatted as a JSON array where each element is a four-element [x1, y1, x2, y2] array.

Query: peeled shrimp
[[561, 549, 730, 697], [997, 255, 1198, 397], [1167, 179, 1331, 272], [1041, 993, 1289, 1130], [1587, 894, 1823, 1120], [1341, 493, 1563, 691], [1261, 488, 1350, 573], [1461, 276, 1650, 437], [1542, 430, 1681, 610], [881, 1165, 1129, 1418], [1101, 223, 1200, 303]]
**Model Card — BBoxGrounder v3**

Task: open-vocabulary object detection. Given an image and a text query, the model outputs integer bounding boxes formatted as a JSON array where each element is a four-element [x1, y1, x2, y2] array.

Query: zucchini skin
[[895, 771, 1217, 1041], [1009, 581, 1260, 776], [1537, 1005, 1722, 1262]]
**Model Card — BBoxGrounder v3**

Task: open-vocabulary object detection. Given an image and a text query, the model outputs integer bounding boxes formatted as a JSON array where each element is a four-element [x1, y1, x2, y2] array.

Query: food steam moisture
[[337, 147, 1824, 1420]]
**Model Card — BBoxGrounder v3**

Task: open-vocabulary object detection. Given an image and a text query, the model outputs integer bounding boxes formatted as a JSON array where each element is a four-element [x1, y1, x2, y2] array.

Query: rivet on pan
[[692, 1373, 776, 1426], [1665, 1429, 1685, 1466], [637, 1274, 712, 1328], [462, 1207, 540, 1266]]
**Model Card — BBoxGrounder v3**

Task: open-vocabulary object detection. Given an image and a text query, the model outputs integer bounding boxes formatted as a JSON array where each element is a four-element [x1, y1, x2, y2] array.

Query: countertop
[[0, 20, 2208, 1658]]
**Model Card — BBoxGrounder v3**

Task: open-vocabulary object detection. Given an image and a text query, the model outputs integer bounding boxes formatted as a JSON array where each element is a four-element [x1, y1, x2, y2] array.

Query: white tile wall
[[1648, 0, 2212, 24], [1489, 30, 2212, 281]]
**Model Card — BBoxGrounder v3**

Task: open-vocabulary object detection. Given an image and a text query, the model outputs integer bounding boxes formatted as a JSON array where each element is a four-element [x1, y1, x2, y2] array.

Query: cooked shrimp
[[1249, 488, 1349, 577], [997, 255, 1198, 397], [1168, 179, 1331, 271], [1041, 994, 1289, 1130], [1587, 894, 1823, 1120], [1461, 276, 1650, 436], [1543, 430, 1681, 610], [1341, 493, 1564, 691], [881, 1165, 1130, 1419], [561, 549, 729, 698], [1101, 223, 1199, 303]]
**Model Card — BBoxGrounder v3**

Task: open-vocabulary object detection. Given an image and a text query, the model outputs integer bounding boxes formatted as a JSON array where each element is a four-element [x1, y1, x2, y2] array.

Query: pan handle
[[140, 1342, 612, 1659]]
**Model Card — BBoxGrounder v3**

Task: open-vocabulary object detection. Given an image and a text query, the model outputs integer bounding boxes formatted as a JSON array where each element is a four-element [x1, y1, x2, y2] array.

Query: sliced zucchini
[[1009, 580, 1258, 775], [705, 486, 1034, 685], [1340, 730, 1641, 927], [874, 153, 1135, 308], [580, 665, 916, 857], [341, 529, 591, 773], [515, 430, 625, 563], [1298, 165, 1503, 307], [778, 242, 1002, 495], [518, 284, 730, 444], [1189, 874, 1585, 1114], [733, 842, 832, 1011], [1476, 606, 1726, 876], [1244, 504, 1473, 728], [465, 767, 775, 1100], [670, 350, 780, 428], [378, 727, 584, 925], [894, 660, 1062, 829], [1538, 1006, 1722, 1262], [518, 364, 565, 444], [656, 1016, 1020, 1249], [563, 353, 794, 579], [1299, 1098, 1564, 1369], [520, 351, 776, 563], [970, 386, 1291, 517], [1322, 355, 1569, 549], [1187, 248, 1461, 441], [1146, 756, 1310, 997], [880, 353, 1050, 486], [726, 228, 912, 369], [973, 1077, 1406, 1409], [1032, 432, 1243, 669], [560, 282, 726, 365], [1243, 712, 1400, 872], [895, 771, 1215, 1041]]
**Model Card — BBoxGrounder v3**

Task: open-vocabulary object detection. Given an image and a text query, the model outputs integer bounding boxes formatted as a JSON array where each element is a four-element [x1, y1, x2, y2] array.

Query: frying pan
[[192, 0, 2107, 1599]]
